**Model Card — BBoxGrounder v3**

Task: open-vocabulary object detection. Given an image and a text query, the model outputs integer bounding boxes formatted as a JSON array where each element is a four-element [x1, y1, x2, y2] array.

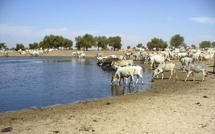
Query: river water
[[0, 57, 151, 113]]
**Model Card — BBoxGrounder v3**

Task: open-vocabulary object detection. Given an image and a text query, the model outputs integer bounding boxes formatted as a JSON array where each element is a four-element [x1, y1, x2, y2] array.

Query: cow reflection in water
[[111, 85, 146, 96]]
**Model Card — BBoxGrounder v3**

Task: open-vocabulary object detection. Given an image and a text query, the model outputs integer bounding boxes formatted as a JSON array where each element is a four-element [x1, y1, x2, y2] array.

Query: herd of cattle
[[93, 48, 215, 86], [1, 47, 215, 86], [0, 48, 55, 57]]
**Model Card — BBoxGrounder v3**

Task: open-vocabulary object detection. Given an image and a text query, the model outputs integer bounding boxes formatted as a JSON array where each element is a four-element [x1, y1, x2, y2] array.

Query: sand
[[0, 50, 215, 134]]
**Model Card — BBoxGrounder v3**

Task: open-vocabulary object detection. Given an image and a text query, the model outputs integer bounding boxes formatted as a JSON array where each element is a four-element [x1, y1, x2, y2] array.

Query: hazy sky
[[0, 0, 215, 49]]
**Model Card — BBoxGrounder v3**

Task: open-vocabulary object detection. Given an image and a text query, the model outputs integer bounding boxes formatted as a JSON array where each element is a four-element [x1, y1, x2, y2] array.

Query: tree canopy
[[170, 34, 184, 48], [75, 36, 82, 50], [191, 44, 196, 49], [136, 43, 143, 48], [0, 43, 8, 50], [108, 36, 122, 51], [147, 38, 168, 50], [16, 43, 25, 50], [199, 41, 211, 48], [95, 36, 108, 50], [39, 34, 73, 49], [2, 32, 214, 50], [75, 34, 96, 51], [127, 46, 131, 49], [82, 34, 96, 51], [29, 42, 39, 49], [74, 35, 122, 51]]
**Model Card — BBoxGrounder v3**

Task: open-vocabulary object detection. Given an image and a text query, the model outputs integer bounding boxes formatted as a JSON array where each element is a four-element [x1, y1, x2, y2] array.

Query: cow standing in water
[[111, 66, 144, 86]]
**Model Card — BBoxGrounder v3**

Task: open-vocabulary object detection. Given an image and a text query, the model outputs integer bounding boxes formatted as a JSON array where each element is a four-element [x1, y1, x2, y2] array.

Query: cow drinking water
[[111, 66, 144, 86]]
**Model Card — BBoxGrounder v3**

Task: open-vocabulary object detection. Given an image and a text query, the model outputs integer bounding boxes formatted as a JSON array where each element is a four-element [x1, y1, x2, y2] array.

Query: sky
[[0, 0, 215, 49]]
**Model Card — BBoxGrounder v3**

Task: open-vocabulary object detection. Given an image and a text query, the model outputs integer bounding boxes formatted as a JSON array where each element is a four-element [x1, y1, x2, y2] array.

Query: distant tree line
[[199, 41, 215, 48], [39, 35, 73, 50], [10, 34, 122, 51], [0, 43, 8, 50], [75, 34, 121, 51], [147, 38, 168, 50], [145, 34, 215, 50], [1, 34, 215, 51]]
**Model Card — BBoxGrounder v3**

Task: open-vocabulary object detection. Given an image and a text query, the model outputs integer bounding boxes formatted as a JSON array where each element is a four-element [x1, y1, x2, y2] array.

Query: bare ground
[[1, 50, 215, 134]]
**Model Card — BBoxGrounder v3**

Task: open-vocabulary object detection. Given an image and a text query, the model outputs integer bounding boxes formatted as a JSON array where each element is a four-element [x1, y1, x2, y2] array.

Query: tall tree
[[29, 42, 39, 49], [75, 36, 83, 50], [75, 34, 95, 50], [16, 43, 25, 50], [63, 38, 73, 49], [137, 43, 143, 48], [147, 38, 168, 50], [40, 35, 51, 48], [191, 44, 196, 49], [95, 36, 108, 50], [199, 41, 211, 48], [0, 43, 7, 50], [170, 34, 184, 48], [39, 34, 73, 49], [108, 36, 122, 51], [82, 34, 96, 51]]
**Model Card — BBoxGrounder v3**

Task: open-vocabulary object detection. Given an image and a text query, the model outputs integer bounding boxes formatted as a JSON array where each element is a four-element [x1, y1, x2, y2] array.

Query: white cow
[[118, 55, 125, 60], [72, 51, 83, 57], [30, 50, 41, 57], [180, 63, 207, 81], [175, 52, 188, 59], [21, 51, 26, 55], [18, 49, 22, 54], [96, 56, 108, 65], [111, 66, 144, 86], [72, 51, 78, 56], [179, 57, 193, 66], [199, 53, 214, 63], [78, 53, 85, 58], [191, 52, 200, 63], [107, 54, 117, 58], [1, 50, 8, 57], [4, 51, 9, 57], [125, 51, 132, 59], [133, 52, 141, 60], [149, 54, 170, 70], [152, 62, 178, 80]]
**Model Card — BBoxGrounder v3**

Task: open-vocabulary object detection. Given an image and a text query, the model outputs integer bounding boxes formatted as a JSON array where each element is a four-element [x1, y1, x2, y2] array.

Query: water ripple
[[0, 57, 151, 113]]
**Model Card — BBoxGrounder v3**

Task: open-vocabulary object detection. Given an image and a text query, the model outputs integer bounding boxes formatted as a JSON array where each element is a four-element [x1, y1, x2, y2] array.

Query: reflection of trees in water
[[111, 85, 148, 96]]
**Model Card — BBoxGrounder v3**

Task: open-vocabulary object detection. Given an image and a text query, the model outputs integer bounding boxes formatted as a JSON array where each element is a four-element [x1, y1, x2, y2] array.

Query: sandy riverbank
[[1, 50, 215, 134], [6, 50, 124, 57]]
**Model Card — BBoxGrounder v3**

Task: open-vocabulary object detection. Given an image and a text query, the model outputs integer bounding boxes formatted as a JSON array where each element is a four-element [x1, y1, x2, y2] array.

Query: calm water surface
[[0, 57, 151, 113]]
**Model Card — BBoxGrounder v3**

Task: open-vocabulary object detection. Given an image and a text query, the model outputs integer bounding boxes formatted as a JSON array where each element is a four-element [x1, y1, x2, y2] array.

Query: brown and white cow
[[111, 59, 133, 69]]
